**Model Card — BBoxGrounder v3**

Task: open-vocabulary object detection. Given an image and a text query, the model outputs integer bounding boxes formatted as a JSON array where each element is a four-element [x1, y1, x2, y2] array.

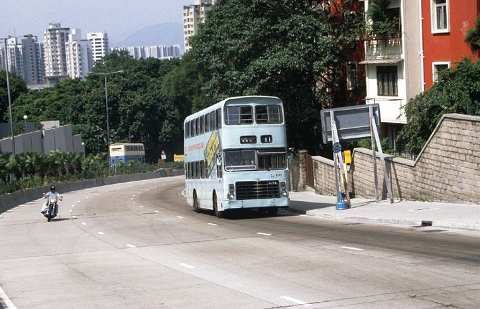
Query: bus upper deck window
[[255, 105, 282, 124], [225, 106, 252, 125]]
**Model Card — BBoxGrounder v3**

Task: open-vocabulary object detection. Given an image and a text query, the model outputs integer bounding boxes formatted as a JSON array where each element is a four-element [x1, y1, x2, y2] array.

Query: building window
[[377, 66, 398, 96], [432, 62, 450, 82], [346, 62, 358, 90], [432, 0, 449, 33]]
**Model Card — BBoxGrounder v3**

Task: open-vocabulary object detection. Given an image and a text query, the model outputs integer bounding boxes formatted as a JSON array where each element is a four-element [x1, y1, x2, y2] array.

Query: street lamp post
[[92, 70, 124, 164], [23, 114, 28, 133], [3, 38, 15, 154]]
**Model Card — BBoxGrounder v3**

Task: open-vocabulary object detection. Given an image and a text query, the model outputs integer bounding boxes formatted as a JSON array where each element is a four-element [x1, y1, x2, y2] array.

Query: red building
[[422, 0, 480, 89]]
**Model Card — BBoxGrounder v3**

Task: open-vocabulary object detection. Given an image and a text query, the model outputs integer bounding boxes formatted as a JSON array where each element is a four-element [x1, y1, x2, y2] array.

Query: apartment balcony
[[361, 36, 403, 64]]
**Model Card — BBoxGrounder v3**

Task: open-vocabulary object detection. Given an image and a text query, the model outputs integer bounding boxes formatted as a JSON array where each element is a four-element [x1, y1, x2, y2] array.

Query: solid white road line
[[0, 286, 17, 309]]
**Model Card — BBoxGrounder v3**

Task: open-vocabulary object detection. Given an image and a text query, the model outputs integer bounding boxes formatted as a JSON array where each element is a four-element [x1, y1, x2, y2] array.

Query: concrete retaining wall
[[291, 113, 480, 204], [0, 169, 184, 214]]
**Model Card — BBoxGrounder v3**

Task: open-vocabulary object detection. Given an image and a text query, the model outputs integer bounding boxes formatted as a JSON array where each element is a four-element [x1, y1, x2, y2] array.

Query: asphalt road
[[0, 176, 479, 309]]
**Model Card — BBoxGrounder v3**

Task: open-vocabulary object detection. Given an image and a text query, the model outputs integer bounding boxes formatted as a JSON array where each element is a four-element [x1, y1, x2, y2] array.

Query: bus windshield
[[224, 149, 287, 171]]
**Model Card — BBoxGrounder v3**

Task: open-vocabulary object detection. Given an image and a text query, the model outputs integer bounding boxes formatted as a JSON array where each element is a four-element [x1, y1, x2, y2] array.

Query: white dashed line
[[281, 296, 310, 306], [82, 222, 86, 225], [98, 232, 105, 235], [177, 216, 183, 219], [341, 246, 364, 251], [180, 263, 195, 269], [257, 233, 271, 236], [126, 244, 136, 248], [207, 223, 217, 226], [154, 211, 159, 213]]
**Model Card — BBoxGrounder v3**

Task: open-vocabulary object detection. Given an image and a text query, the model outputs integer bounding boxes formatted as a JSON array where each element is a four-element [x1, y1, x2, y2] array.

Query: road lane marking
[[154, 211, 159, 213], [207, 223, 217, 226], [257, 233, 271, 236], [177, 216, 183, 218], [341, 246, 364, 251], [0, 286, 17, 309], [281, 296, 310, 306], [98, 232, 105, 235], [82, 222, 86, 225], [126, 244, 136, 248], [180, 263, 195, 269]]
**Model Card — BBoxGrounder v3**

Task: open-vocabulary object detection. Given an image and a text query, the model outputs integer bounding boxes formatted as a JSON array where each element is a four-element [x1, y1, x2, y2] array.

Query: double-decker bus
[[184, 96, 290, 218], [109, 143, 145, 167]]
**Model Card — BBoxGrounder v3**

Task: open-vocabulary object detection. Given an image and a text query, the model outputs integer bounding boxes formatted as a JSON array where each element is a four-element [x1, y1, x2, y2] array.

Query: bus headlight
[[227, 184, 235, 199], [280, 181, 288, 197]]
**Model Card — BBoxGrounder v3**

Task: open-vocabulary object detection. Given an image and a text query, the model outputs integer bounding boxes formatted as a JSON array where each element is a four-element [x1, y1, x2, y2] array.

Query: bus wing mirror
[[216, 153, 222, 165]]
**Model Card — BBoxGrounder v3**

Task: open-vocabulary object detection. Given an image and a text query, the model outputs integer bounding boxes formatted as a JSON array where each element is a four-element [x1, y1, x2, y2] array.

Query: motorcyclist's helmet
[[50, 186, 56, 192]]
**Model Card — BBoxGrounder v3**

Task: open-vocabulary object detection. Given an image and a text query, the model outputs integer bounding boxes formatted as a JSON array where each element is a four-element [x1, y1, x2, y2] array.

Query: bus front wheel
[[213, 192, 223, 218]]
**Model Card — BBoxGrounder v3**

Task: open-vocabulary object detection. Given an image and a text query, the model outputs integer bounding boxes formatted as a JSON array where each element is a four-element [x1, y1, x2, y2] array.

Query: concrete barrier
[[0, 169, 184, 214]]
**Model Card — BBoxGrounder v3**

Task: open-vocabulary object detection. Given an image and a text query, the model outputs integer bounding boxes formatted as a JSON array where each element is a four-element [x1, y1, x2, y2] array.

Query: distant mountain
[[111, 22, 184, 52]]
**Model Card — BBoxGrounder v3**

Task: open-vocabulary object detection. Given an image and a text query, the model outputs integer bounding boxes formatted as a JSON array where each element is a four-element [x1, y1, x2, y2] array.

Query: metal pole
[[104, 74, 110, 151], [3, 38, 15, 154], [91, 70, 123, 167]]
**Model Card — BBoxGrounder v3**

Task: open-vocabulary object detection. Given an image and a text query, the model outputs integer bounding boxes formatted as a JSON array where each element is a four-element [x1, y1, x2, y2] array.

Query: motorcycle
[[44, 196, 58, 222]]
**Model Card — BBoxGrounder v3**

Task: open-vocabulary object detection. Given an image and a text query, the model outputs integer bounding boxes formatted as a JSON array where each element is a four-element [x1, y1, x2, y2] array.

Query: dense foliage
[[398, 58, 480, 154], [465, 14, 480, 53], [9, 51, 185, 160], [174, 0, 364, 152], [0, 70, 28, 123]]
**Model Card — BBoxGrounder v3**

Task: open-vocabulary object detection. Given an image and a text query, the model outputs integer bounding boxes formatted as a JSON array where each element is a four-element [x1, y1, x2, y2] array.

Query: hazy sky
[[1, 0, 186, 43]]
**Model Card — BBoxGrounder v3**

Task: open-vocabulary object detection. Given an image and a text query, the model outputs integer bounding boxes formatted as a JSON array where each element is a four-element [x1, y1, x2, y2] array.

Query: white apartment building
[[66, 29, 93, 80], [360, 0, 423, 152], [43, 23, 70, 84], [183, 0, 214, 52], [87, 32, 109, 65]]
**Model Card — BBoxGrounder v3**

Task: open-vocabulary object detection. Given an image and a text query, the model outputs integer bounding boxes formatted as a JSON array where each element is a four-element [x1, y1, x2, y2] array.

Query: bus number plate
[[261, 135, 272, 143]]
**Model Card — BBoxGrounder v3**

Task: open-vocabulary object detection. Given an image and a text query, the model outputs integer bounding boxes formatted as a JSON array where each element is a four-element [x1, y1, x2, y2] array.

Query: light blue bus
[[184, 96, 290, 218], [109, 143, 145, 167]]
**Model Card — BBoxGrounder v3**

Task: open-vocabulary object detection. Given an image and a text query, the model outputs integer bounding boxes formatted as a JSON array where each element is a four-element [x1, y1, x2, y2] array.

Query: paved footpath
[[289, 190, 480, 231]]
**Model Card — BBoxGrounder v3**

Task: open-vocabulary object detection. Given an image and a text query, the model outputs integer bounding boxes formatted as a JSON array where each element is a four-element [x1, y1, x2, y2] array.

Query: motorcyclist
[[41, 185, 63, 216]]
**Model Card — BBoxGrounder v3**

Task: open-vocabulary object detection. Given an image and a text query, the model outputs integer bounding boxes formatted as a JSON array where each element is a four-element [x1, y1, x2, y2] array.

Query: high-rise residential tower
[[87, 32, 109, 65], [183, 0, 214, 53], [66, 29, 93, 79], [1, 36, 44, 86], [43, 23, 70, 84]]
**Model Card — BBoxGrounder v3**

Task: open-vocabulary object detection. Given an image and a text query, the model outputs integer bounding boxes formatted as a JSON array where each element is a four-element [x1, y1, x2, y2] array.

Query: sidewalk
[[288, 191, 480, 231]]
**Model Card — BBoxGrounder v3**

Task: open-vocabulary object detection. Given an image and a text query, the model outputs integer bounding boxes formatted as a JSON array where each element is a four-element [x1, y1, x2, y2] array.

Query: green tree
[[188, 0, 362, 151], [0, 70, 28, 122], [398, 58, 480, 154], [465, 14, 480, 53]]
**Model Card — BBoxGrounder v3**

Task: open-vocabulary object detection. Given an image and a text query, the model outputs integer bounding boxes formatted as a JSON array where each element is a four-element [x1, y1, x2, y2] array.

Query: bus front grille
[[235, 180, 280, 200]]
